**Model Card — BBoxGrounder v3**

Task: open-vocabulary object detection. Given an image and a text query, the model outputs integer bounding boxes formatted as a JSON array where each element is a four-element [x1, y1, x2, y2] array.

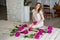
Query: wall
[[6, 0, 24, 22], [6, 0, 30, 22], [24, 6, 30, 22]]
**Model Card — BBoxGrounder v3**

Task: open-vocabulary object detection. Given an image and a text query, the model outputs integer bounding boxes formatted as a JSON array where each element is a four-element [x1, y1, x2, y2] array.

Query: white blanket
[[0, 20, 60, 40]]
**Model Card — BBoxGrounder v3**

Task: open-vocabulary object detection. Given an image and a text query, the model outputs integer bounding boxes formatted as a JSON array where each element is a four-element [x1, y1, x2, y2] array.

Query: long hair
[[35, 3, 42, 13]]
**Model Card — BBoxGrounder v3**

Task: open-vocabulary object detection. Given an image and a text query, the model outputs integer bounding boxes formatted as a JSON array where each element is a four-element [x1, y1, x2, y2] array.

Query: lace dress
[[32, 9, 44, 28]]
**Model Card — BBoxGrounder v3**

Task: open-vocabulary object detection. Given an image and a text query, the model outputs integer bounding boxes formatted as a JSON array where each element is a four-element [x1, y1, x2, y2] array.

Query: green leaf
[[24, 35, 29, 38], [19, 25, 22, 26], [10, 29, 18, 33], [10, 33, 14, 36], [33, 30, 38, 32], [44, 29, 47, 33], [15, 26, 18, 28], [32, 28, 40, 32], [29, 34, 35, 38], [35, 28, 40, 30], [24, 34, 35, 38]]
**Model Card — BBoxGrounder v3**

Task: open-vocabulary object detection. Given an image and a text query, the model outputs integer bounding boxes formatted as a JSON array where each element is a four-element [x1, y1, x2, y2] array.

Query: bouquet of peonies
[[10, 21, 53, 39]]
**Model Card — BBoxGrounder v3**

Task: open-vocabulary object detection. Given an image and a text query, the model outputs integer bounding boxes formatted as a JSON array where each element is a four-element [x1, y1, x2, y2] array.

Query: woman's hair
[[35, 2, 42, 13]]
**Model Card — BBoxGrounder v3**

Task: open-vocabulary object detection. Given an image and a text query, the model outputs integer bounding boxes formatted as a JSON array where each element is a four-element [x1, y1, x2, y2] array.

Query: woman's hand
[[28, 23, 33, 28], [29, 23, 36, 28], [32, 25, 36, 28]]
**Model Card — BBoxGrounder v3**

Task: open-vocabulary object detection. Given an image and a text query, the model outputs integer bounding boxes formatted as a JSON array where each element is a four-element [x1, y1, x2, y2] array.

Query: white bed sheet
[[0, 20, 60, 40]]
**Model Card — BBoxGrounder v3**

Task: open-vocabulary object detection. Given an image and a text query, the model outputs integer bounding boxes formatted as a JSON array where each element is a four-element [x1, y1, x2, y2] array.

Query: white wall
[[24, 6, 30, 22], [6, 0, 24, 22], [6, 0, 30, 22]]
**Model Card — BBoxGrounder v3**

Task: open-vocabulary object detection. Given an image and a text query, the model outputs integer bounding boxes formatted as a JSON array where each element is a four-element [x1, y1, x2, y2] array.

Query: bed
[[0, 20, 60, 40]]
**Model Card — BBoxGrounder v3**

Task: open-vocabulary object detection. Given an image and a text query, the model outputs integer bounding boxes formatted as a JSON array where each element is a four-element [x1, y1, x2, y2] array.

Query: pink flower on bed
[[29, 27, 33, 31], [47, 25, 53, 34], [15, 32, 20, 37], [34, 34, 40, 39], [34, 32, 42, 39], [32, 21, 37, 25], [47, 30, 52, 34], [39, 29, 44, 35], [18, 24, 27, 31], [18, 26, 24, 31], [34, 29, 44, 39], [22, 24, 27, 28], [48, 25, 53, 30], [23, 30, 28, 34]]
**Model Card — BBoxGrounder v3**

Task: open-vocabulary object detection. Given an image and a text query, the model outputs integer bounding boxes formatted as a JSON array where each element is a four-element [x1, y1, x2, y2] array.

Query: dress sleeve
[[40, 10, 43, 14], [32, 9, 35, 15], [32, 9, 34, 13]]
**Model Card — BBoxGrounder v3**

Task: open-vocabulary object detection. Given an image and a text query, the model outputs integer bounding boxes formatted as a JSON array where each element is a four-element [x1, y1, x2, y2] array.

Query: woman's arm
[[28, 15, 35, 28], [32, 9, 35, 21], [38, 10, 44, 23], [28, 11, 35, 28], [32, 14, 35, 21]]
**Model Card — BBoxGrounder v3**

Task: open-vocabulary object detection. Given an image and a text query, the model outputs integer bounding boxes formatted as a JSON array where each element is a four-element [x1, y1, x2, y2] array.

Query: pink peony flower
[[47, 25, 53, 34], [29, 27, 33, 31], [47, 30, 52, 34], [48, 25, 53, 30], [18, 26, 24, 31], [23, 30, 28, 34], [39, 29, 44, 35], [34, 34, 40, 39], [22, 24, 27, 28], [33, 21, 37, 25], [34, 29, 44, 39], [15, 32, 20, 37]]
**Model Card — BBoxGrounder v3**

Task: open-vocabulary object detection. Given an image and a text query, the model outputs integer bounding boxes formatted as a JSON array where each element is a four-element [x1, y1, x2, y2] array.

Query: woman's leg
[[28, 23, 33, 28], [28, 23, 36, 28]]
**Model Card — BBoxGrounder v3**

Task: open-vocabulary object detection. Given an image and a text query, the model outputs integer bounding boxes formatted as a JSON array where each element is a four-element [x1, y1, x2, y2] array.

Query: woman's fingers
[[28, 24, 33, 27], [32, 25, 36, 28]]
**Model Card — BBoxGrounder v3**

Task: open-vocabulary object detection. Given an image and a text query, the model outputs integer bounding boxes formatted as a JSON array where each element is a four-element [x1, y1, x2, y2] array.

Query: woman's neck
[[35, 8, 38, 11], [35, 9, 39, 13]]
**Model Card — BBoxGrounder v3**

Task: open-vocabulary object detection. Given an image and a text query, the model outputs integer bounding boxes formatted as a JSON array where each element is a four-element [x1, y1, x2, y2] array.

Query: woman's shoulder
[[32, 9, 35, 12], [40, 9, 43, 12], [39, 9, 43, 14]]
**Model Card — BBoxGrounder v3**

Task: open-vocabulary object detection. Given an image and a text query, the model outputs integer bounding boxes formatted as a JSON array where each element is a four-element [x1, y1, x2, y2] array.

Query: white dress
[[32, 9, 44, 28]]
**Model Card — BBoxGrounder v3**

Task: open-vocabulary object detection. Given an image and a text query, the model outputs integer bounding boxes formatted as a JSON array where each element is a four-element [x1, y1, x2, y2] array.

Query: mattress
[[0, 20, 60, 40]]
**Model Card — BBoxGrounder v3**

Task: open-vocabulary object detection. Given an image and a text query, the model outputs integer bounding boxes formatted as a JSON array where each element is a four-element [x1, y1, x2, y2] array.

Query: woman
[[29, 3, 44, 28]]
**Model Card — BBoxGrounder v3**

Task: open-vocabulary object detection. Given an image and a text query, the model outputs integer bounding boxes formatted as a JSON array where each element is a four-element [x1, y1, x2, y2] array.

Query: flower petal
[[15, 32, 20, 37], [18, 26, 24, 31], [23, 30, 28, 34]]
